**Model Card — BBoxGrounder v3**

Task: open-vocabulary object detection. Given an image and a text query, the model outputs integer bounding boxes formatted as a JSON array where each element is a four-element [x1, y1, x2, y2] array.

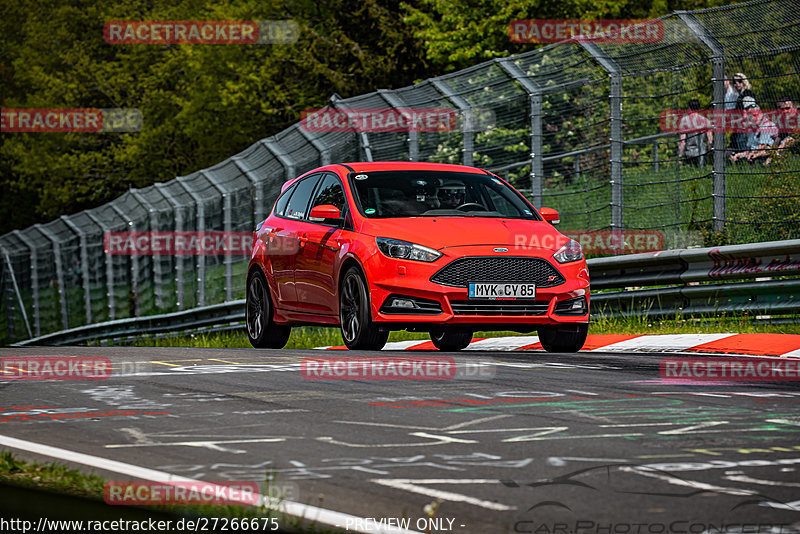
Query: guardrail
[[11, 239, 800, 346], [590, 238, 800, 318], [12, 300, 245, 347]]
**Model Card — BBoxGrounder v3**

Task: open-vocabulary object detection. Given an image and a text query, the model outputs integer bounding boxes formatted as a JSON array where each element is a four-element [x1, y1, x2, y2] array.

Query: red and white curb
[[319, 333, 800, 358]]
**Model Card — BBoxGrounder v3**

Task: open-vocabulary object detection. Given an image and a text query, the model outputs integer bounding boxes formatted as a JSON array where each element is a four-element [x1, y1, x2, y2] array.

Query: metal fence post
[[129, 192, 164, 310], [61, 216, 92, 324], [201, 170, 233, 302], [1, 246, 32, 339], [155, 183, 185, 310], [676, 12, 727, 234], [176, 177, 206, 307], [13, 231, 40, 336], [297, 124, 332, 166], [329, 96, 374, 162], [262, 138, 298, 182], [497, 59, 544, 208], [431, 79, 474, 167], [83, 213, 116, 321], [109, 204, 140, 317], [379, 89, 418, 162], [580, 42, 623, 230], [36, 225, 69, 330], [231, 155, 266, 226]]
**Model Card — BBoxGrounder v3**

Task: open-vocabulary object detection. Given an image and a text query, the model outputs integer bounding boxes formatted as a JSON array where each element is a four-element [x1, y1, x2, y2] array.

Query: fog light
[[392, 298, 417, 309]]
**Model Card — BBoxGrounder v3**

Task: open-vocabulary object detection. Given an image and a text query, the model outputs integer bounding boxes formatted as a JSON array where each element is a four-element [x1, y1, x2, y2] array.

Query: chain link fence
[[1, 0, 798, 344]]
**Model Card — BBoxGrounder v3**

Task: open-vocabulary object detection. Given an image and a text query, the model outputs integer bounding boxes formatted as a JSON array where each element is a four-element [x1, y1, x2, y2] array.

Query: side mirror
[[309, 204, 341, 222], [540, 207, 560, 224]]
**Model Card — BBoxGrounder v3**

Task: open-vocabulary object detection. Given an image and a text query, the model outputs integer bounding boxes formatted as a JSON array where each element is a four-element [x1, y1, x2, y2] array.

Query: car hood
[[359, 217, 569, 252]]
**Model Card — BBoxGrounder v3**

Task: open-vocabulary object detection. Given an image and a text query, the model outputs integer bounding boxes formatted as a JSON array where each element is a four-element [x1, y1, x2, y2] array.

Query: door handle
[[298, 233, 309, 247]]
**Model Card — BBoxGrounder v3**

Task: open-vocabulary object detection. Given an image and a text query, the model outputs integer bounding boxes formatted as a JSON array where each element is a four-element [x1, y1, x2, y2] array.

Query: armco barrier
[[11, 239, 799, 346]]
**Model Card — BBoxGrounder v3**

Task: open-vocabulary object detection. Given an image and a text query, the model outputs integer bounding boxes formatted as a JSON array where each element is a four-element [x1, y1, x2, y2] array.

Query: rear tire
[[430, 327, 473, 352], [339, 266, 389, 350], [538, 323, 588, 353], [246, 270, 291, 349]]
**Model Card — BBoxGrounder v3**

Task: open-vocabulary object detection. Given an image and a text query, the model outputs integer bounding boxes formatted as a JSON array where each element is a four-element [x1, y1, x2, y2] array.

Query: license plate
[[468, 283, 536, 300]]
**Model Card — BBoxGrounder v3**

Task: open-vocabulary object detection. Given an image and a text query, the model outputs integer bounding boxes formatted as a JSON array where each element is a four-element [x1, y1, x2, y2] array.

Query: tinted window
[[309, 174, 346, 214], [283, 175, 322, 220], [273, 183, 296, 216], [349, 170, 539, 220]]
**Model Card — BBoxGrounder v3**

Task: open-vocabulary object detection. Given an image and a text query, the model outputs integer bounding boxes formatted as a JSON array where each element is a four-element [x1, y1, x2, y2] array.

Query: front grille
[[431, 257, 565, 288], [450, 299, 549, 316]]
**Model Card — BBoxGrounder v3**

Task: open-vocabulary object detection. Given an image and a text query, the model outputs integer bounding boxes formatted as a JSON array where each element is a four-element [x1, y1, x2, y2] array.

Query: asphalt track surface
[[2, 346, 800, 533]]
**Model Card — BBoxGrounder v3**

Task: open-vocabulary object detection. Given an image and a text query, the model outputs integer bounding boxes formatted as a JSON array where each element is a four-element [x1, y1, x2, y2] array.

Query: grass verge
[[0, 450, 334, 533], [127, 315, 800, 349]]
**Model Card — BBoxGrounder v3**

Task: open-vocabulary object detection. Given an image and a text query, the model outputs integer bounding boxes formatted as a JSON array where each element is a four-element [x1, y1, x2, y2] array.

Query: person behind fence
[[728, 73, 754, 155], [729, 96, 779, 164], [763, 96, 798, 165], [724, 77, 739, 110], [678, 99, 712, 166]]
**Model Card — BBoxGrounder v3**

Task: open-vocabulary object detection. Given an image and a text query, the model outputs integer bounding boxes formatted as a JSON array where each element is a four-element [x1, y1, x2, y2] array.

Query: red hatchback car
[[246, 162, 590, 352]]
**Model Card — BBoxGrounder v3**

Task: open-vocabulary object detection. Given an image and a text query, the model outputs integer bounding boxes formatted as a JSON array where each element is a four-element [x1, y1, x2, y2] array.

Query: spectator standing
[[678, 99, 713, 166], [729, 73, 754, 154]]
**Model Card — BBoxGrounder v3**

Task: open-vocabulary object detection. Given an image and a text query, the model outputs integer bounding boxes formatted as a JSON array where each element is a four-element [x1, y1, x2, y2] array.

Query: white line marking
[[590, 333, 736, 353], [372, 478, 514, 511], [725, 475, 800, 488], [464, 336, 538, 351], [621, 466, 757, 497], [0, 434, 421, 534]]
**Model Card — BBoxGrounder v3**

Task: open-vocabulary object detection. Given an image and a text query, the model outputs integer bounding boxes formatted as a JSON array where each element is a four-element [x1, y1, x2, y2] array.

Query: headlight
[[553, 239, 583, 263], [376, 237, 441, 262]]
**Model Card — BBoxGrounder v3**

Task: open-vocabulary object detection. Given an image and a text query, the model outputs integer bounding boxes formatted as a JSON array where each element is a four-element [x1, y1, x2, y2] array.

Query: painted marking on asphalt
[[590, 333, 736, 353], [0, 434, 421, 534], [316, 432, 478, 448], [105, 437, 287, 453], [547, 456, 631, 466], [725, 475, 800, 488], [372, 478, 514, 511], [149, 359, 202, 367], [208, 358, 242, 364], [503, 432, 644, 443], [621, 466, 758, 497]]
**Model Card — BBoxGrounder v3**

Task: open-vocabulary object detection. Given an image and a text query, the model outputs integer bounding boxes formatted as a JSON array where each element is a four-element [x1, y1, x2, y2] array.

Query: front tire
[[538, 323, 589, 353], [246, 270, 291, 349], [339, 266, 389, 350], [430, 327, 473, 351]]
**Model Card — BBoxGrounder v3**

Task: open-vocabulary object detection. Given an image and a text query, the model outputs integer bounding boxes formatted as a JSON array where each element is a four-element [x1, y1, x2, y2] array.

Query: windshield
[[348, 170, 541, 220]]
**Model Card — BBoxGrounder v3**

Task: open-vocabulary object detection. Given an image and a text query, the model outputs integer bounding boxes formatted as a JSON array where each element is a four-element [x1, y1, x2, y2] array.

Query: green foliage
[[0, 0, 432, 233]]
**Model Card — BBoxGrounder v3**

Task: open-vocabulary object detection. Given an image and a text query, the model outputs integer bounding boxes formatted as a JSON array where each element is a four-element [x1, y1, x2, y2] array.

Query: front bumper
[[362, 246, 590, 329]]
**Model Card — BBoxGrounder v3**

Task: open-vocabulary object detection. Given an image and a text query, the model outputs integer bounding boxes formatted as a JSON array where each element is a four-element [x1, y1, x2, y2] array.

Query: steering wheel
[[455, 202, 486, 212]]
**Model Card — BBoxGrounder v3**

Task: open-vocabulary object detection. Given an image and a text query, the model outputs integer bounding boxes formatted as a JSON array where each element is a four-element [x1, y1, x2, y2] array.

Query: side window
[[273, 184, 296, 216], [309, 174, 345, 214], [484, 186, 518, 216], [284, 175, 322, 220]]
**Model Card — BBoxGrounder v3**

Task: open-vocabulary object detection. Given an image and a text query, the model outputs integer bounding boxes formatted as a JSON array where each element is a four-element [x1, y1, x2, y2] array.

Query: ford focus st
[[246, 162, 590, 352]]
